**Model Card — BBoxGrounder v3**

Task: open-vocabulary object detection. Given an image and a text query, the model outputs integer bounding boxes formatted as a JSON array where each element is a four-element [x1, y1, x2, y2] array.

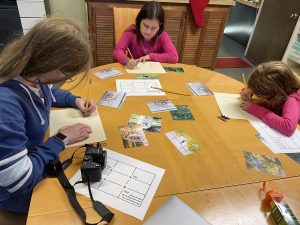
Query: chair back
[[113, 7, 140, 45]]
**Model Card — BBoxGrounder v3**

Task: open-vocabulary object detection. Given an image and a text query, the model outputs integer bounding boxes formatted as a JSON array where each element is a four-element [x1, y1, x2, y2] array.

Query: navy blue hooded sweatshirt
[[0, 80, 78, 213]]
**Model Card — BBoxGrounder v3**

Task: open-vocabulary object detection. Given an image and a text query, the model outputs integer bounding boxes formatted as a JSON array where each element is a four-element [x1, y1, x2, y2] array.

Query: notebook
[[143, 196, 212, 225]]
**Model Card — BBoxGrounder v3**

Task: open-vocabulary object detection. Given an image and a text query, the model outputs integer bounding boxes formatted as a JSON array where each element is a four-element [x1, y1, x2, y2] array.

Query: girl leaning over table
[[240, 61, 300, 137], [0, 17, 96, 216]]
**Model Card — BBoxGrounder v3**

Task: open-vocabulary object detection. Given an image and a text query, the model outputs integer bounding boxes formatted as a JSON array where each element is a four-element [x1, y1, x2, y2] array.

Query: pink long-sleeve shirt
[[247, 90, 300, 136], [113, 25, 179, 64]]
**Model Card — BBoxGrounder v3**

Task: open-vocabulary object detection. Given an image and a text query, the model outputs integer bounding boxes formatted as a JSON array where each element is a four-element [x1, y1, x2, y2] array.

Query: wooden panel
[[181, 10, 202, 65], [163, 6, 187, 60], [197, 6, 229, 68]]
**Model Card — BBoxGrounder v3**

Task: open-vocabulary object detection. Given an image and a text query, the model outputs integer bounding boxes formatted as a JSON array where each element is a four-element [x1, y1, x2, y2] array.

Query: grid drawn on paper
[[116, 80, 164, 96], [73, 157, 156, 207], [255, 121, 300, 150], [165, 131, 200, 155], [98, 90, 126, 108]]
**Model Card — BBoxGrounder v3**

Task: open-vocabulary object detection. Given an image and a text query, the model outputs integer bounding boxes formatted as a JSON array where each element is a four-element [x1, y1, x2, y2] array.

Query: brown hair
[[135, 1, 164, 42], [0, 17, 92, 85], [248, 61, 300, 115]]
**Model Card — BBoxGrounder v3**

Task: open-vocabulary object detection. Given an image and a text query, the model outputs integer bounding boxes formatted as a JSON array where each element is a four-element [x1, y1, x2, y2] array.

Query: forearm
[[247, 102, 299, 136]]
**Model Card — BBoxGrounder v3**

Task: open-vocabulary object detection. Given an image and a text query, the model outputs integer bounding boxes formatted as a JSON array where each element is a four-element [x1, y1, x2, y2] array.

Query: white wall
[[46, 0, 88, 29]]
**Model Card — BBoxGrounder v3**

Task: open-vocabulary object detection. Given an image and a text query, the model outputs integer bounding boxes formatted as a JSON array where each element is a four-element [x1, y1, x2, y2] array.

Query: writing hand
[[75, 98, 96, 117], [126, 59, 138, 69]]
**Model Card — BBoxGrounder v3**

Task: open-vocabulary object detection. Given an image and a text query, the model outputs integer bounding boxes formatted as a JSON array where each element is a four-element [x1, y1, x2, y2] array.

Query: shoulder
[[288, 90, 300, 102], [124, 24, 136, 33], [0, 85, 26, 118]]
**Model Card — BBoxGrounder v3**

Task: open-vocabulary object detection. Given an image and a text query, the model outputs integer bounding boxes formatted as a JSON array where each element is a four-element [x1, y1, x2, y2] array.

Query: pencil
[[242, 73, 247, 88], [151, 86, 191, 96], [85, 78, 92, 108], [127, 48, 134, 59]]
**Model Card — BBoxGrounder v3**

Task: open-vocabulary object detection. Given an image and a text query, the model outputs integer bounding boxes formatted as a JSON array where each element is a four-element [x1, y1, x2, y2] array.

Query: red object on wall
[[189, 0, 209, 28]]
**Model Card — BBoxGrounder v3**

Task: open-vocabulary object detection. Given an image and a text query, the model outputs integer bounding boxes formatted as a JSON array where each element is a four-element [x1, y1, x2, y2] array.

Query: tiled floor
[[214, 35, 254, 83]]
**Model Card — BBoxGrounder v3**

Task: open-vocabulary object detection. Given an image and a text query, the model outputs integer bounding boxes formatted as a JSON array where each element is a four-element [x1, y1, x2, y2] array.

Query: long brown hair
[[248, 61, 300, 115], [0, 17, 92, 84], [135, 1, 164, 42]]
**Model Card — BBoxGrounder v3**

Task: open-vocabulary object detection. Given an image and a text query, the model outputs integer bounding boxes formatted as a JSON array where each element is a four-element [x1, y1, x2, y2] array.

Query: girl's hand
[[59, 123, 92, 145], [75, 98, 96, 117], [240, 101, 252, 111], [137, 55, 150, 63], [240, 88, 252, 101], [126, 59, 138, 69]]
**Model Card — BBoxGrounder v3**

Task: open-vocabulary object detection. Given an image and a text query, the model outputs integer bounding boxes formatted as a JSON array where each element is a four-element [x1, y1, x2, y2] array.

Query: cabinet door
[[163, 5, 187, 61], [197, 7, 229, 68], [245, 0, 300, 65], [89, 4, 115, 66], [181, 9, 202, 65]]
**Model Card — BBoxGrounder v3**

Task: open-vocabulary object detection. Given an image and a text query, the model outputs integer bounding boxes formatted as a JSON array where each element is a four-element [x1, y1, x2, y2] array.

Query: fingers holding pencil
[[75, 98, 96, 117]]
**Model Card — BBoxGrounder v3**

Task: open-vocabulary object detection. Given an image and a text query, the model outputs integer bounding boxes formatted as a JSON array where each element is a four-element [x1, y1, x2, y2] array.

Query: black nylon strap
[[48, 160, 114, 225]]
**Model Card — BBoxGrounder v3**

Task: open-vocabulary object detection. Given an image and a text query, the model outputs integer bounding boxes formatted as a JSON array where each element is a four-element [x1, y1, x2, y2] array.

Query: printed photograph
[[128, 114, 162, 133], [119, 124, 149, 148], [244, 151, 285, 176], [170, 105, 195, 120]]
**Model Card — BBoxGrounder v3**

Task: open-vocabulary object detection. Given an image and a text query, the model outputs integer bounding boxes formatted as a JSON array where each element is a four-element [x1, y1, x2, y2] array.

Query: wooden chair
[[113, 7, 140, 45]]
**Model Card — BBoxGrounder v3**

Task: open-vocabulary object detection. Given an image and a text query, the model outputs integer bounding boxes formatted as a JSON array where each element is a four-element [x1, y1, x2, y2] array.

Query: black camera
[[81, 143, 107, 183]]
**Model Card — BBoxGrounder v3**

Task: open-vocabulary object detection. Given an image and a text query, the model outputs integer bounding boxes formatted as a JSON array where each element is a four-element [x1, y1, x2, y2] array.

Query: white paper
[[126, 61, 166, 74], [250, 119, 300, 154], [214, 93, 256, 120], [116, 79, 165, 96], [50, 109, 106, 147], [98, 90, 127, 108], [69, 149, 165, 220]]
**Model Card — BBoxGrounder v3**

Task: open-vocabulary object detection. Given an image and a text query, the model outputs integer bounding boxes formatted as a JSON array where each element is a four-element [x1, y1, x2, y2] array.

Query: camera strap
[[48, 159, 114, 225]]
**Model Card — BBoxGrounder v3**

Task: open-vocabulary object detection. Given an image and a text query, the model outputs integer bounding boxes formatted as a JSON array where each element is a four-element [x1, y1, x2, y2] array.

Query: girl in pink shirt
[[240, 61, 300, 136], [113, 1, 179, 69]]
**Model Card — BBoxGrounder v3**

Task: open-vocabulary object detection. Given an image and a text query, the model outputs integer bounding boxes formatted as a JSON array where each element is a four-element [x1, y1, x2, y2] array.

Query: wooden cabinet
[[87, 0, 230, 68]]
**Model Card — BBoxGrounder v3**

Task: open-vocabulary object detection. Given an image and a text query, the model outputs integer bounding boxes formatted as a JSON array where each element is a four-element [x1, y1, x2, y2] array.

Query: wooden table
[[26, 63, 300, 225]]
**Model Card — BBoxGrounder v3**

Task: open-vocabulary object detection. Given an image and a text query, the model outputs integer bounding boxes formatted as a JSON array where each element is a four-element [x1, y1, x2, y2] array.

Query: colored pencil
[[85, 78, 92, 108], [151, 86, 191, 96]]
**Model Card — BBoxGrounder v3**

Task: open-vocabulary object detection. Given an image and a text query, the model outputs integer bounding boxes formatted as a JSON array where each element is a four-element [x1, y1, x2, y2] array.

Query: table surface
[[26, 63, 300, 225]]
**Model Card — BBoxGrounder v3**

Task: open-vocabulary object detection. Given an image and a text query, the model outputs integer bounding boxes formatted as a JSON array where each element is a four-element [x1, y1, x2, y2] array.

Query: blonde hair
[[248, 61, 300, 115], [0, 17, 92, 84]]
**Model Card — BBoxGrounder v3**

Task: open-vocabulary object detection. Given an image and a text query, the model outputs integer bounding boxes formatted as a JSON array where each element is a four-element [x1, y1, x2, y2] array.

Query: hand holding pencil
[[75, 78, 96, 117], [240, 73, 251, 101], [125, 48, 138, 70]]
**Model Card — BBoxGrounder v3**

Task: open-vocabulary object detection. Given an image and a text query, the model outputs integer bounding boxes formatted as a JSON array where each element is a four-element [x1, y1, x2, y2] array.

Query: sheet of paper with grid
[[116, 79, 165, 96], [250, 119, 300, 154], [69, 149, 165, 220]]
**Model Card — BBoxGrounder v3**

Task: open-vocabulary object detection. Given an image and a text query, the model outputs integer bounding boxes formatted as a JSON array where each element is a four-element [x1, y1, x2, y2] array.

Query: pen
[[127, 48, 134, 60], [151, 86, 191, 96], [85, 78, 92, 108], [242, 73, 247, 88]]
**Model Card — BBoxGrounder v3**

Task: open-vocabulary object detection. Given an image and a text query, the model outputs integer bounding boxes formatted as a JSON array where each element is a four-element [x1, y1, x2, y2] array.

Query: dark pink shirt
[[113, 25, 178, 64], [247, 90, 300, 136]]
